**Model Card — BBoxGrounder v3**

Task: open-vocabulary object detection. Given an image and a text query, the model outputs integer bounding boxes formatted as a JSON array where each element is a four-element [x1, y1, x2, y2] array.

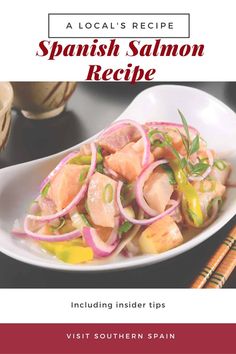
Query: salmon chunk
[[38, 196, 57, 216], [143, 168, 174, 214], [139, 215, 183, 254], [99, 126, 140, 153], [48, 164, 88, 211], [105, 139, 154, 182], [87, 172, 118, 228]]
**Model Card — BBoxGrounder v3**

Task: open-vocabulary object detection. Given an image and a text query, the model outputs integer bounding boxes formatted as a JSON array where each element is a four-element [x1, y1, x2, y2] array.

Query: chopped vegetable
[[207, 197, 223, 216], [96, 163, 104, 174], [170, 160, 204, 227], [69, 152, 103, 165], [51, 217, 66, 231], [123, 206, 135, 219], [119, 221, 133, 235], [102, 183, 114, 203], [79, 167, 89, 183], [199, 179, 216, 193], [189, 134, 200, 156], [41, 240, 93, 264], [80, 214, 91, 226], [121, 183, 135, 205], [188, 161, 209, 176], [178, 109, 190, 145], [70, 209, 91, 231], [161, 165, 176, 185], [214, 159, 227, 171], [56, 245, 93, 264], [41, 183, 50, 197]]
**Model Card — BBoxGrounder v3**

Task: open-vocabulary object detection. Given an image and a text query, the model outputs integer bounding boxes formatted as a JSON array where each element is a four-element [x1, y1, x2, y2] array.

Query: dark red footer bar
[[0, 324, 235, 354]]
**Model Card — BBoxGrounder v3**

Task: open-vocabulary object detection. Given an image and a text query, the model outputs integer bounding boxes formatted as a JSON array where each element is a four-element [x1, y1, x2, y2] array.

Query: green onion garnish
[[214, 159, 227, 171], [79, 167, 89, 183], [96, 163, 104, 174], [80, 214, 91, 226], [69, 153, 103, 165], [199, 180, 216, 193], [85, 200, 90, 214], [207, 197, 223, 216], [102, 183, 113, 203], [161, 164, 176, 185], [122, 183, 135, 205], [188, 161, 209, 176], [118, 221, 133, 235], [41, 183, 50, 197], [51, 217, 66, 231]]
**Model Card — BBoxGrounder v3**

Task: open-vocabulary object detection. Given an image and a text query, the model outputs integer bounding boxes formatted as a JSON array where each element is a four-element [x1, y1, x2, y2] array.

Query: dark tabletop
[[0, 82, 235, 288]]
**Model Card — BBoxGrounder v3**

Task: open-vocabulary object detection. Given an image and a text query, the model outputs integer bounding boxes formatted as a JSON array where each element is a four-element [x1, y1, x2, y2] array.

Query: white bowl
[[0, 85, 236, 271]]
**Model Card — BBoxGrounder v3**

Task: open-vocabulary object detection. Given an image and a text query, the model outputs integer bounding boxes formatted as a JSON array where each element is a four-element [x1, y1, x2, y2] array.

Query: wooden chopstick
[[191, 226, 236, 288], [204, 241, 236, 288]]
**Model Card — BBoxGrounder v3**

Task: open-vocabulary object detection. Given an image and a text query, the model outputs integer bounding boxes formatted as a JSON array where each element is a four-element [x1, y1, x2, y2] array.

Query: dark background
[[0, 82, 235, 288]]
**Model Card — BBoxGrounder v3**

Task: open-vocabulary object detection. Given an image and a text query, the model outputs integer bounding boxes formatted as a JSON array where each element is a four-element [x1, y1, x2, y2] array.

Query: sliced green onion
[[122, 183, 135, 205], [41, 183, 50, 197], [70, 210, 91, 231], [198, 157, 208, 163], [207, 197, 223, 216], [199, 180, 216, 193], [79, 167, 89, 183], [69, 153, 103, 165], [102, 183, 114, 203], [148, 129, 158, 140], [214, 159, 227, 171], [165, 133, 173, 145], [80, 213, 91, 227], [148, 129, 165, 147], [97, 145, 103, 155], [119, 221, 133, 235], [85, 200, 90, 214], [96, 163, 104, 174], [148, 129, 172, 146], [161, 164, 176, 185], [51, 217, 66, 231], [151, 139, 165, 148]]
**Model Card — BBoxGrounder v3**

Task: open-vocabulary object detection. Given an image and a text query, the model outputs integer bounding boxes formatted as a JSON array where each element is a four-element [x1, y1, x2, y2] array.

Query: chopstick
[[204, 241, 236, 288], [191, 226, 236, 288]]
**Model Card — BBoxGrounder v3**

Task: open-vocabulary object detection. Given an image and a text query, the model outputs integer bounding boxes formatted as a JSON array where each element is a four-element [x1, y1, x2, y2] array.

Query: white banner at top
[[48, 13, 190, 38]]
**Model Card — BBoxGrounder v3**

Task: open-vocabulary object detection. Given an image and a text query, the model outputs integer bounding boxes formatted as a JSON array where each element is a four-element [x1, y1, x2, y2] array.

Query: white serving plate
[[0, 85, 236, 271]]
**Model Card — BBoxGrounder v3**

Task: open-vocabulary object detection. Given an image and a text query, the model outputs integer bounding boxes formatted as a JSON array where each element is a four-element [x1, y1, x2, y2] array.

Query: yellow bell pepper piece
[[170, 160, 204, 227], [40, 238, 83, 253], [56, 246, 93, 264], [40, 239, 93, 264]]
